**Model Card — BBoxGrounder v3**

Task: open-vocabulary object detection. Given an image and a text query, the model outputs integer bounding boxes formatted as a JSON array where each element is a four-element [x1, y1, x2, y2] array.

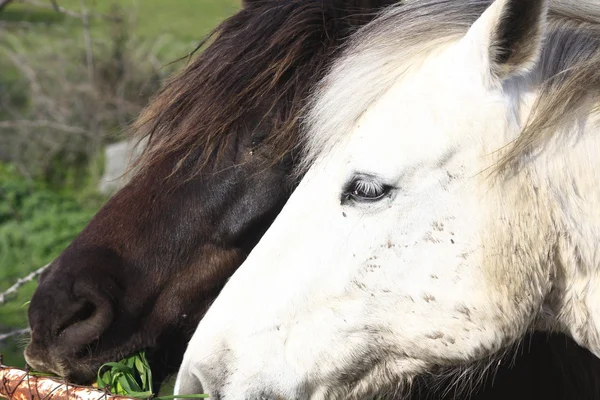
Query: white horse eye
[[342, 176, 392, 203]]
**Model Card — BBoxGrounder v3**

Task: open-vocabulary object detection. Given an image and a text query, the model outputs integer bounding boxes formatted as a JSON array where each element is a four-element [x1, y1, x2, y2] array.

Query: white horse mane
[[300, 0, 600, 175]]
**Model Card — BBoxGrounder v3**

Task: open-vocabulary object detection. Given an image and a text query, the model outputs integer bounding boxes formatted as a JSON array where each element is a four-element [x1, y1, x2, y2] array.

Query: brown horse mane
[[128, 0, 396, 181]]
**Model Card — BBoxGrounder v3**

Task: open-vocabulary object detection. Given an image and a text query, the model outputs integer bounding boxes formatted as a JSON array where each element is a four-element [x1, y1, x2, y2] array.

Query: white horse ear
[[463, 0, 548, 83]]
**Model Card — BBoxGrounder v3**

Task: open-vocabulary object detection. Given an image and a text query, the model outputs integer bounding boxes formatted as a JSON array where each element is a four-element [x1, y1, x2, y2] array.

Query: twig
[[0, 365, 137, 400], [14, 0, 83, 18], [1, 47, 64, 121], [49, 0, 59, 12], [0, 20, 52, 29], [0, 328, 30, 343], [0, 0, 14, 12], [0, 265, 49, 307], [0, 120, 90, 135], [79, 0, 94, 85], [2, 49, 43, 99], [11, 0, 121, 22]]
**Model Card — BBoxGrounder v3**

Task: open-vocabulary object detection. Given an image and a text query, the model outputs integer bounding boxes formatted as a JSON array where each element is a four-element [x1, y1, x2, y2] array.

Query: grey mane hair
[[498, 0, 600, 172], [297, 0, 600, 176]]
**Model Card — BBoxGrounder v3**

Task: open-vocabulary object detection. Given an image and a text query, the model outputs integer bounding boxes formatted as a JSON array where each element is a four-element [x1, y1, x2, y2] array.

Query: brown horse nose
[[25, 276, 116, 382], [27, 276, 115, 360]]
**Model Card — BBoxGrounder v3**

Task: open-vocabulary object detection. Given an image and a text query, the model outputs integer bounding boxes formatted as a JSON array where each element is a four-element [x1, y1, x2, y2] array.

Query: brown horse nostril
[[55, 301, 96, 337], [54, 289, 115, 350]]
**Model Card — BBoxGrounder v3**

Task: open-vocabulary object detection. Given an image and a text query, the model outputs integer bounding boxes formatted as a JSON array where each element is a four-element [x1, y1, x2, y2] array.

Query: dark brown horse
[[23, 0, 600, 398], [23, 0, 397, 388]]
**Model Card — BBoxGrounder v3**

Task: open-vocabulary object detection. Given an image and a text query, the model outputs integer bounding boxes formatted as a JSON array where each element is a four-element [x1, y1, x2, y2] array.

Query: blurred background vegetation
[[0, 0, 240, 374]]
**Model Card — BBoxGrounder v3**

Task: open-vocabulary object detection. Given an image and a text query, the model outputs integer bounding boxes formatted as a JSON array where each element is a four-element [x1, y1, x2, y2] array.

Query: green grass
[[0, 4, 66, 23], [96, 351, 208, 399], [1, 0, 243, 93], [0, 163, 106, 367], [59, 0, 241, 42], [1, 0, 241, 43]]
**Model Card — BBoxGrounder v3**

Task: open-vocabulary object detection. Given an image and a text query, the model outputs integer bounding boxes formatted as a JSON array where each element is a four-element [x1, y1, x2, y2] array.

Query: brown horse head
[[24, 0, 396, 386]]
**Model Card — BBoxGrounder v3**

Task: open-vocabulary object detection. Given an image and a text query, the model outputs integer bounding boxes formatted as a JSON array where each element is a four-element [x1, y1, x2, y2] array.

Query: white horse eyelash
[[342, 175, 392, 203]]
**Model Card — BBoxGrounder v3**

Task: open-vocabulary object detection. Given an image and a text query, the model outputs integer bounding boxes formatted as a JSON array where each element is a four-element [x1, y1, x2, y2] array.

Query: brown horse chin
[[23, 346, 67, 378], [24, 339, 98, 384], [25, 327, 114, 384], [25, 322, 151, 385], [24, 350, 121, 384]]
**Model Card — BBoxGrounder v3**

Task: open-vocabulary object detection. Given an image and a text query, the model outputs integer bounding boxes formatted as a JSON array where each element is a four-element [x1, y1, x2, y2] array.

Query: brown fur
[[130, 0, 396, 181]]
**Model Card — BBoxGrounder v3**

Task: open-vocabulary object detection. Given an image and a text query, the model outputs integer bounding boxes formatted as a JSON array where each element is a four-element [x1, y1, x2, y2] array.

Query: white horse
[[175, 0, 600, 398]]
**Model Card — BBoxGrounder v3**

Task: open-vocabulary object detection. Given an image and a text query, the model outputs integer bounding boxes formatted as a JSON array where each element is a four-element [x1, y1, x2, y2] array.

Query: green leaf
[[99, 362, 134, 374], [134, 357, 145, 375], [96, 370, 109, 389], [137, 362, 148, 389], [145, 358, 153, 393], [117, 375, 134, 394], [115, 380, 124, 395], [127, 372, 144, 392], [94, 351, 157, 397], [123, 390, 154, 399]]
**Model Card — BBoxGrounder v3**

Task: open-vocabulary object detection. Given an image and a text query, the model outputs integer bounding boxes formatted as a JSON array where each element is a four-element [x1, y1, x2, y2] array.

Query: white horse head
[[176, 0, 600, 398]]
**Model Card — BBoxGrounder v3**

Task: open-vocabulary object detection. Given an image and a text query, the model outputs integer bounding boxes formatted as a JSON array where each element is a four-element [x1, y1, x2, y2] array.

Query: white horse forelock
[[299, 0, 600, 177]]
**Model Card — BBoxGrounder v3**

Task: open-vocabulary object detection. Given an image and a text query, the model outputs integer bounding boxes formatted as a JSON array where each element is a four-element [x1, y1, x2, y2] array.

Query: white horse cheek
[[532, 128, 600, 354], [358, 189, 488, 364]]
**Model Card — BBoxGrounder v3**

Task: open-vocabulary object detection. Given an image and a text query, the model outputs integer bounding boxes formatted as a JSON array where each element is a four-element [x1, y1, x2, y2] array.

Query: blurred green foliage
[[2, 0, 241, 47], [0, 0, 240, 383], [0, 162, 106, 366]]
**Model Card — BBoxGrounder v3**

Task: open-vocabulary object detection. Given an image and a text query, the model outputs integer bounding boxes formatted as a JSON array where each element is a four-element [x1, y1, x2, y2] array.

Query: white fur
[[175, 0, 600, 398]]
